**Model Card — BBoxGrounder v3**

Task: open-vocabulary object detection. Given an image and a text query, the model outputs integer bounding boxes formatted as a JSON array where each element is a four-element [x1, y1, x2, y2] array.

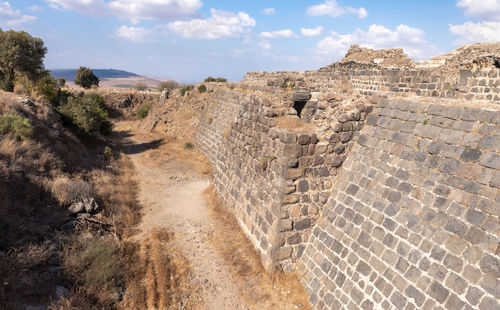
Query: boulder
[[68, 197, 98, 215], [292, 90, 311, 101]]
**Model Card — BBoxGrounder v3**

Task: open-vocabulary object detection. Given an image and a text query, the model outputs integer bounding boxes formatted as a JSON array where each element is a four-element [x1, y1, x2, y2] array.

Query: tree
[[57, 78, 66, 88], [0, 29, 47, 92], [74, 67, 99, 89]]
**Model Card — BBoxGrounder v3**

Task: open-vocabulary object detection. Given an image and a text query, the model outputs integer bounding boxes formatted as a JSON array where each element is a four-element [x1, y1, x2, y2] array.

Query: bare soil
[[115, 121, 310, 310]]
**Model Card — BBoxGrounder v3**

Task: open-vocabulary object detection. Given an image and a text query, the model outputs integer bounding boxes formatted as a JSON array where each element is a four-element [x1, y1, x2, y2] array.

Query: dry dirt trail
[[115, 121, 309, 310]]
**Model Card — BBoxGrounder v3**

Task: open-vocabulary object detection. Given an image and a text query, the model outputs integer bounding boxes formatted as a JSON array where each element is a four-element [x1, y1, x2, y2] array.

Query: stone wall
[[244, 65, 500, 104], [194, 87, 371, 271], [190, 45, 500, 309], [299, 98, 500, 309]]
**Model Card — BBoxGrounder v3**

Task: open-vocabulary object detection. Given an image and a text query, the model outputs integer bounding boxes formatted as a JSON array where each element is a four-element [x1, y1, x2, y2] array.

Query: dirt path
[[115, 122, 309, 310]]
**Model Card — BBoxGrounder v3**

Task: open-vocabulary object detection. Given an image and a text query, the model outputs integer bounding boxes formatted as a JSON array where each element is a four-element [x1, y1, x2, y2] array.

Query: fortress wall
[[194, 89, 298, 270], [194, 88, 372, 271], [299, 98, 500, 309], [245, 66, 500, 104]]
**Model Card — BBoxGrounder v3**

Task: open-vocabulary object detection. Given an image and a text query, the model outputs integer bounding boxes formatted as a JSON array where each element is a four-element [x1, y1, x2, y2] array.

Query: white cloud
[[316, 24, 438, 60], [457, 0, 500, 21], [301, 26, 324, 37], [451, 0, 500, 44], [109, 0, 202, 24], [259, 41, 271, 50], [167, 8, 255, 39], [46, 0, 107, 15], [0, 2, 36, 26], [307, 0, 367, 19], [115, 25, 154, 43], [260, 29, 298, 39], [449, 21, 500, 44], [28, 5, 44, 12], [262, 8, 275, 15], [347, 7, 367, 19], [48, 3, 61, 10]]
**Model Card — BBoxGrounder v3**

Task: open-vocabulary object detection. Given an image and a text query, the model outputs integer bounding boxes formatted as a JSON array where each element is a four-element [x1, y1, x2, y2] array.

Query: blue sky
[[1, 0, 499, 82]]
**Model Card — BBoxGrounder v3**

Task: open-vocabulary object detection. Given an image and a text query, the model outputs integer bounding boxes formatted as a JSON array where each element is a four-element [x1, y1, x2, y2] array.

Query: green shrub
[[104, 146, 114, 160], [64, 235, 122, 290], [0, 112, 33, 140], [56, 93, 112, 138], [137, 102, 150, 119], [158, 80, 178, 91], [57, 78, 66, 88], [135, 82, 147, 91], [198, 84, 207, 93], [74, 67, 99, 89], [204, 76, 227, 83], [184, 142, 194, 149], [36, 76, 59, 104], [180, 85, 193, 96]]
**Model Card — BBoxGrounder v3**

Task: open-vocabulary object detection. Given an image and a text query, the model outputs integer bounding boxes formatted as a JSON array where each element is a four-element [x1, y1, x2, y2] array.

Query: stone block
[[428, 281, 449, 304], [479, 254, 500, 278], [295, 218, 311, 230]]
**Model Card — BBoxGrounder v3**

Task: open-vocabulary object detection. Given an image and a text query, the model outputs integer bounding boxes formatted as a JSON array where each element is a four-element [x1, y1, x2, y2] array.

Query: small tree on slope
[[74, 67, 99, 89], [0, 29, 47, 92]]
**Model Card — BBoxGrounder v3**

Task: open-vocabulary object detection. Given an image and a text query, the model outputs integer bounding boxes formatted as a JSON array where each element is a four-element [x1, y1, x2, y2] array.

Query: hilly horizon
[[50, 68, 140, 81]]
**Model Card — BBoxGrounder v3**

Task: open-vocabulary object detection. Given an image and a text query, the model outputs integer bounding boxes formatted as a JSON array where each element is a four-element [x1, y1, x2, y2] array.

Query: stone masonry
[[299, 99, 500, 309], [188, 44, 500, 309]]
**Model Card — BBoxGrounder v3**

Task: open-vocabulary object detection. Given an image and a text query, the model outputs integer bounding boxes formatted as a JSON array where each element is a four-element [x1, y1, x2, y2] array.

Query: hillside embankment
[[0, 87, 310, 310]]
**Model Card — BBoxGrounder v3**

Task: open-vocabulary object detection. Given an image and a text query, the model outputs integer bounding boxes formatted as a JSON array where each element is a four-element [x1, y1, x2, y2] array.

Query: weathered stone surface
[[196, 63, 500, 310], [479, 255, 500, 278]]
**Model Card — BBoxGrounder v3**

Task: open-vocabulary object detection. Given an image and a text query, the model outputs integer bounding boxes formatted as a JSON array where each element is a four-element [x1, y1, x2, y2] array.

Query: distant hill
[[50, 69, 140, 81]]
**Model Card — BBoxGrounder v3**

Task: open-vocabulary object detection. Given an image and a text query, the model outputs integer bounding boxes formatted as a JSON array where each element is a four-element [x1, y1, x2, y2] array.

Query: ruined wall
[[245, 65, 500, 104], [299, 98, 500, 309], [194, 87, 371, 271], [190, 44, 500, 309]]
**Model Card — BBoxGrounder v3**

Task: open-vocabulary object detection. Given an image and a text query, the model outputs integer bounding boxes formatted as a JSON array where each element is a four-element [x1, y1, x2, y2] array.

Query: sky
[[1, 0, 499, 82]]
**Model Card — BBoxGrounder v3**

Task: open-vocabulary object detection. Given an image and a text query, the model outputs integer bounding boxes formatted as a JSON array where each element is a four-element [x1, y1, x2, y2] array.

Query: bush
[[36, 75, 59, 104], [198, 84, 207, 93], [158, 80, 178, 91], [52, 177, 96, 206], [74, 67, 99, 89], [104, 146, 114, 161], [184, 142, 194, 149], [56, 93, 112, 138], [0, 112, 33, 140], [64, 234, 122, 292], [137, 102, 150, 119], [58, 78, 66, 88], [135, 83, 147, 91], [180, 85, 193, 96], [204, 76, 227, 83]]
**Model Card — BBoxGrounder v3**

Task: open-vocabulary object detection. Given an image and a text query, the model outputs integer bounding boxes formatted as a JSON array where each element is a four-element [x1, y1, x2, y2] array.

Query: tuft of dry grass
[[52, 177, 96, 206], [90, 155, 142, 239], [118, 228, 201, 310], [275, 115, 315, 133], [203, 185, 311, 309]]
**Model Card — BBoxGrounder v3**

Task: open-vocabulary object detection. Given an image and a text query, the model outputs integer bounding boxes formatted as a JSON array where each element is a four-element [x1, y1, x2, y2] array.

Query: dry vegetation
[[118, 229, 201, 310], [275, 115, 315, 133], [203, 186, 311, 309], [0, 90, 166, 309]]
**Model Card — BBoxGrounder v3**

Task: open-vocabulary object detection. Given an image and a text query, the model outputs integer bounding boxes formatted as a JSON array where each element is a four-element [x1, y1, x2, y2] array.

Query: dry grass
[[89, 155, 142, 239], [118, 229, 200, 310], [203, 186, 311, 309], [52, 177, 96, 206], [275, 115, 315, 133]]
